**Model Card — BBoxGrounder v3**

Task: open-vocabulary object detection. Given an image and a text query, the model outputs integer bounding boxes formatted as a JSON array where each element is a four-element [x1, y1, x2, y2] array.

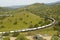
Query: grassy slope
[[0, 10, 45, 32], [22, 3, 60, 35], [0, 3, 59, 36]]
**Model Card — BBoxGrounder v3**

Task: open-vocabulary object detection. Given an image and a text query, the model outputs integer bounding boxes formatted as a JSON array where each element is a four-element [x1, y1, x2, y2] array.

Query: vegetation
[[51, 35, 60, 40], [3, 37, 10, 40], [0, 2, 60, 36], [0, 10, 46, 32], [16, 34, 29, 40], [12, 32, 19, 37]]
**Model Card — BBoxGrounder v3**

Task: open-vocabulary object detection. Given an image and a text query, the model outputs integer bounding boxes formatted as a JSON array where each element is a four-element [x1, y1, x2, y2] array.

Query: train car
[[45, 25, 49, 27], [21, 29, 26, 32], [17, 30, 22, 32], [32, 28, 37, 30], [0, 32, 2, 34], [48, 24, 52, 26], [10, 31, 15, 33], [25, 28, 32, 31], [2, 32, 6, 34], [37, 27, 42, 29], [42, 26, 46, 28]]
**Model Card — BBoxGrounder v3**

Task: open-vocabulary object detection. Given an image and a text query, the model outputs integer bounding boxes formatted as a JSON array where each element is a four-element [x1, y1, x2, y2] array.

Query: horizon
[[0, 0, 60, 7]]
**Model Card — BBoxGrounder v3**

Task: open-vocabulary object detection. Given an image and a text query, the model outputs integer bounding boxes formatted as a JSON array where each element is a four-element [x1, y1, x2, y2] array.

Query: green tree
[[51, 36, 59, 40], [34, 24, 39, 27], [3, 37, 10, 40], [12, 32, 19, 37], [16, 34, 29, 40], [29, 24, 34, 28]]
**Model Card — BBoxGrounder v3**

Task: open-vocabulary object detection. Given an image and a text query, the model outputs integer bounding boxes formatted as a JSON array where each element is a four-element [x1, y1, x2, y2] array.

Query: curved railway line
[[0, 14, 55, 34]]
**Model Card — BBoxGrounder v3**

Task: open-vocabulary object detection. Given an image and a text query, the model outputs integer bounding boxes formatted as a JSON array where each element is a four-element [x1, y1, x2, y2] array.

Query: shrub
[[29, 25, 34, 28], [51, 36, 59, 40], [23, 21, 27, 24], [2, 33, 9, 36], [12, 32, 19, 37], [20, 18, 23, 20], [16, 34, 29, 40], [30, 21, 32, 23], [13, 21, 17, 25], [27, 15, 29, 17], [38, 21, 42, 24], [3, 37, 10, 40], [34, 24, 39, 27], [0, 25, 4, 28]]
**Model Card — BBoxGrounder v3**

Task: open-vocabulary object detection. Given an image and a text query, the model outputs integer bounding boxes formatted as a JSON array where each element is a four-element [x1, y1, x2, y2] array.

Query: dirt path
[[43, 36, 52, 40], [26, 35, 52, 40], [10, 37, 16, 40], [26, 36, 34, 40]]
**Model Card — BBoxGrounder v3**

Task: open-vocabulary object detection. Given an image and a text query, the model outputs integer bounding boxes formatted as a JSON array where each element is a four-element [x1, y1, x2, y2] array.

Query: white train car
[[32, 28, 37, 30], [14, 30, 19, 32], [42, 26, 46, 28], [17, 30, 22, 32], [25, 28, 33, 31], [21, 29, 26, 32], [10, 31, 15, 33], [37, 27, 42, 29], [2, 32, 6, 34], [48, 24, 52, 26], [0, 32, 2, 34], [28, 28, 37, 31], [45, 25, 49, 27]]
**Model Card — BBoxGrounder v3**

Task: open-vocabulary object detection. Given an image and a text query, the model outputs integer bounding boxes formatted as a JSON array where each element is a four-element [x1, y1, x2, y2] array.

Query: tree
[[16, 34, 29, 40], [27, 15, 29, 17], [12, 32, 19, 37], [29, 24, 34, 28], [23, 21, 27, 24], [3, 37, 10, 40], [0, 25, 4, 28], [2, 33, 9, 36], [54, 21, 60, 31], [51, 35, 59, 40], [34, 24, 39, 27], [20, 18, 23, 20], [13, 20, 17, 25]]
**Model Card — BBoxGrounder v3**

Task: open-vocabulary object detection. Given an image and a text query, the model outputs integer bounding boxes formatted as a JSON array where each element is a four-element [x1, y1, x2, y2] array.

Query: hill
[[22, 3, 60, 35], [0, 10, 48, 32], [0, 3, 60, 35]]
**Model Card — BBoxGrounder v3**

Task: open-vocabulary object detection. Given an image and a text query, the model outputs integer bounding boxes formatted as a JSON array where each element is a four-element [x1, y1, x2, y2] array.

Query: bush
[[16, 34, 29, 40], [13, 21, 17, 25], [23, 21, 27, 24], [27, 15, 29, 17], [34, 24, 39, 27], [38, 21, 42, 24], [51, 36, 59, 40], [30, 21, 32, 24], [3, 37, 10, 40], [0, 25, 4, 28], [20, 18, 23, 20], [29, 25, 34, 28], [2, 33, 9, 36], [12, 32, 19, 37]]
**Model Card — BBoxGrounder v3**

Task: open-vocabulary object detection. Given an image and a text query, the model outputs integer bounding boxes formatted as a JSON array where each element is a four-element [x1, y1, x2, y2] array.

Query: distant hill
[[5, 5, 27, 9], [47, 1, 60, 5]]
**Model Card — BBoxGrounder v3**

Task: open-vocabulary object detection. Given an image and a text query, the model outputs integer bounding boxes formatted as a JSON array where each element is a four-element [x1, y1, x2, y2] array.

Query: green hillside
[[0, 3, 60, 36], [0, 10, 49, 32], [23, 3, 60, 35]]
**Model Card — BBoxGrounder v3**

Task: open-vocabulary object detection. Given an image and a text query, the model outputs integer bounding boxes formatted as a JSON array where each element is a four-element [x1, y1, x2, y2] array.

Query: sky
[[0, 0, 60, 7]]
